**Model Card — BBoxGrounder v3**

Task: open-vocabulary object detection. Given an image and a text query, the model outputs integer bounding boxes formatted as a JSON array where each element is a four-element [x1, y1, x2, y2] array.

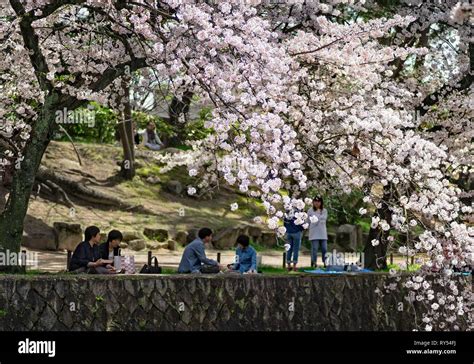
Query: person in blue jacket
[[228, 235, 257, 274], [284, 211, 304, 271]]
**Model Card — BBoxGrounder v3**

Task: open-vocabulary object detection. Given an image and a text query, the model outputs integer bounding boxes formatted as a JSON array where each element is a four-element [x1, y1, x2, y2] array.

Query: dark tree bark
[[0, 93, 59, 256], [166, 91, 193, 147], [363, 190, 392, 271], [118, 79, 135, 180]]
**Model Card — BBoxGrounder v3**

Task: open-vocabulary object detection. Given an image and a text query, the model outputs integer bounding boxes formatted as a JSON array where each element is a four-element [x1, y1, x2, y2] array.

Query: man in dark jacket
[[69, 226, 112, 274]]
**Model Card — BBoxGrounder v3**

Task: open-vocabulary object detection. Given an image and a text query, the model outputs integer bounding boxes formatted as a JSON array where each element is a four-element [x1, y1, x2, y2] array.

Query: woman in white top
[[139, 122, 164, 151], [307, 196, 328, 268]]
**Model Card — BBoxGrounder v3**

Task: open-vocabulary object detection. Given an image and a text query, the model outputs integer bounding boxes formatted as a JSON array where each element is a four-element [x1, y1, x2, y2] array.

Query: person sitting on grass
[[69, 226, 115, 274], [227, 235, 257, 274], [98, 229, 123, 269], [141, 121, 164, 151], [178, 228, 222, 274]]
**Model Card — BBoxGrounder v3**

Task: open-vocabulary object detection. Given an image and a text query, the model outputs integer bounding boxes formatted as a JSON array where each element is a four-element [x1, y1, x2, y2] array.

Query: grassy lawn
[[258, 265, 314, 274], [385, 263, 421, 272]]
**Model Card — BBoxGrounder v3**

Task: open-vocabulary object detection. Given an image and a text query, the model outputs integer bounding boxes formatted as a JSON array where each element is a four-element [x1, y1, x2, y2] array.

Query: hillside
[[11, 141, 271, 253]]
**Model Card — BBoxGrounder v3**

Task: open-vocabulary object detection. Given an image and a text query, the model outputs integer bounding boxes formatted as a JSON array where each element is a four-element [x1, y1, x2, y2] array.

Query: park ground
[[22, 246, 415, 274], [2, 141, 420, 274]]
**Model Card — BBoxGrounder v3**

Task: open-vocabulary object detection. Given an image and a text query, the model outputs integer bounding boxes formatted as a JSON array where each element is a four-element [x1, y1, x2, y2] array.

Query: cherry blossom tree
[[0, 0, 471, 330], [0, 0, 306, 255], [164, 1, 472, 330]]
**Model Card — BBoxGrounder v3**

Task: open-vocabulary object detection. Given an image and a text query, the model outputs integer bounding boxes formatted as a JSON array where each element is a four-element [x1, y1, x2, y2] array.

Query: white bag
[[113, 256, 122, 271], [117, 256, 136, 274]]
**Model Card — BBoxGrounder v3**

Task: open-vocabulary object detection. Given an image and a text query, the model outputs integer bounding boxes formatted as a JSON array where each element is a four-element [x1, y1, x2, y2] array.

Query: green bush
[[183, 107, 213, 142], [54, 102, 118, 144], [325, 190, 366, 225], [304, 189, 366, 226], [53, 101, 214, 147]]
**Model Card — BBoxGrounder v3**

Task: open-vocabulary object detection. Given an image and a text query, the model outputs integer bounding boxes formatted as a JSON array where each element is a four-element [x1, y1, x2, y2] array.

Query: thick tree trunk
[[118, 80, 135, 180], [363, 193, 392, 271], [363, 222, 389, 271], [167, 91, 193, 147], [0, 94, 59, 257]]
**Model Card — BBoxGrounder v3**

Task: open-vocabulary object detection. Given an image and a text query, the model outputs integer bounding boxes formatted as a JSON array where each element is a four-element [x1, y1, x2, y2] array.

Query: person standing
[[308, 196, 328, 268], [284, 211, 304, 271]]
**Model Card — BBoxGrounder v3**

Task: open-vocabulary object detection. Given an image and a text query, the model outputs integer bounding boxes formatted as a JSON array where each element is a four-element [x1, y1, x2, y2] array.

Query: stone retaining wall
[[0, 274, 469, 331]]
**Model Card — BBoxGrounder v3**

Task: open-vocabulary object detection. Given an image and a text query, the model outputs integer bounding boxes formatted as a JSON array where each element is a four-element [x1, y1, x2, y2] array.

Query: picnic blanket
[[304, 268, 373, 274]]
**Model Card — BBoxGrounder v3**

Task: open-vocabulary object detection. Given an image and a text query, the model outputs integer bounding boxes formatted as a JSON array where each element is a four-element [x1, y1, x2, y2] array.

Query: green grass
[[235, 195, 266, 219], [385, 263, 421, 272], [159, 165, 195, 185], [258, 265, 287, 274], [136, 165, 162, 178], [161, 267, 177, 274], [1, 262, 418, 276], [121, 177, 159, 198], [258, 265, 313, 274], [175, 145, 192, 151]]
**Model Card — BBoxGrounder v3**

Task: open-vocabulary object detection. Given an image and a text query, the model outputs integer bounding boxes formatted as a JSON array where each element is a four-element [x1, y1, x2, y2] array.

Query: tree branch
[[417, 42, 473, 116], [9, 0, 53, 92]]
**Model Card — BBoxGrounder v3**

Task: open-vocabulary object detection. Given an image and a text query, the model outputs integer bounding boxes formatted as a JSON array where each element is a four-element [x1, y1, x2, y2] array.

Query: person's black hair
[[236, 235, 250, 247], [84, 226, 100, 242], [198, 228, 213, 240], [313, 196, 324, 210], [107, 230, 123, 243]]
